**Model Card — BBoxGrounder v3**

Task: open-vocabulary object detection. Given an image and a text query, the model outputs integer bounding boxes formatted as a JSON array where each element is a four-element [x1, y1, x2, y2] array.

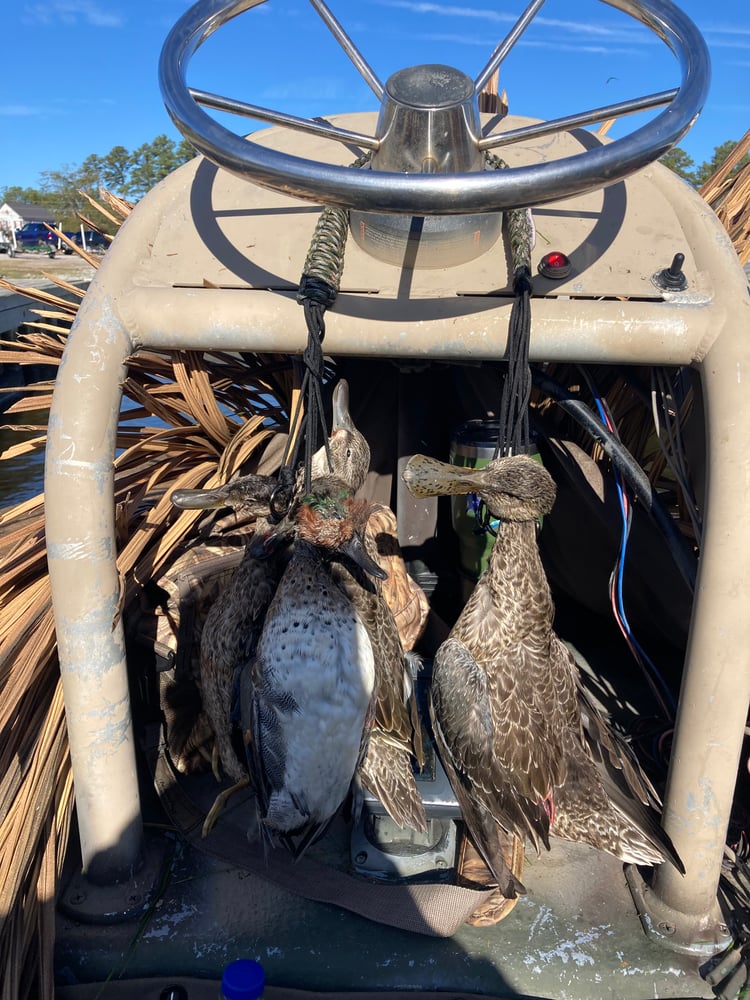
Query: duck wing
[[201, 537, 286, 783], [431, 635, 565, 895], [573, 681, 684, 872], [332, 554, 427, 833], [241, 651, 362, 860], [359, 730, 427, 833], [543, 634, 683, 871]]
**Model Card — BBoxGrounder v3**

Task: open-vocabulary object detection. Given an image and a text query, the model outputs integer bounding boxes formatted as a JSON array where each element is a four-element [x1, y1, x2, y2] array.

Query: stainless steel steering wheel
[[159, 0, 710, 214]]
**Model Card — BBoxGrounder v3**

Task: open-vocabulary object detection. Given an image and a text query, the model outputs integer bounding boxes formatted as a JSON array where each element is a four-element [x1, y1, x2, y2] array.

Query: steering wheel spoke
[[474, 0, 549, 96], [479, 89, 680, 151], [160, 0, 710, 214], [190, 87, 379, 150], [308, 0, 384, 101]]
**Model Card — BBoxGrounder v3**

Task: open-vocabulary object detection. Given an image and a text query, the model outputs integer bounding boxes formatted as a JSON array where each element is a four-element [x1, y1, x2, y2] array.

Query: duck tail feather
[[607, 786, 685, 873], [467, 807, 527, 898], [577, 690, 685, 873], [360, 750, 428, 834]]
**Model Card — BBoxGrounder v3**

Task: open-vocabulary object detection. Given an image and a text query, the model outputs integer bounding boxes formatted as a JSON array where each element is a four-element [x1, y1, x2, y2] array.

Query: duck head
[[309, 379, 370, 493], [170, 378, 370, 521], [170, 472, 275, 519], [403, 453, 556, 522], [294, 476, 386, 581]]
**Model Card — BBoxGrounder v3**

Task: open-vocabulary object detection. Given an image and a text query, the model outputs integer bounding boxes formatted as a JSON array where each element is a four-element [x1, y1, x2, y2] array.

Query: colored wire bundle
[[579, 367, 678, 723]]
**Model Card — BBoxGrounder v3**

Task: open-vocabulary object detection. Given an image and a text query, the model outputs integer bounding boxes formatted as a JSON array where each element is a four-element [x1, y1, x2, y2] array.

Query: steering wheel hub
[[352, 63, 498, 267], [373, 65, 483, 175]]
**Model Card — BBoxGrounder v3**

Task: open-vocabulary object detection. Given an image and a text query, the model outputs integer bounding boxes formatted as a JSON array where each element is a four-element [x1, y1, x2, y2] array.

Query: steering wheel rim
[[159, 0, 710, 215]]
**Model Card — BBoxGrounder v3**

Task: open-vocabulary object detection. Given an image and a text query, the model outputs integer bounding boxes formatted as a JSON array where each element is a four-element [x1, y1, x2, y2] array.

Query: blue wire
[[588, 385, 677, 720]]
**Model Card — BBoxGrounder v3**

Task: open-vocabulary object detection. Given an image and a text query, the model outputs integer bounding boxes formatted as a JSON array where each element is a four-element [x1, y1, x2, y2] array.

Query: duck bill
[[331, 378, 355, 433], [402, 454, 489, 499], [341, 533, 388, 581], [170, 486, 228, 510], [310, 378, 356, 474], [170, 473, 275, 511]]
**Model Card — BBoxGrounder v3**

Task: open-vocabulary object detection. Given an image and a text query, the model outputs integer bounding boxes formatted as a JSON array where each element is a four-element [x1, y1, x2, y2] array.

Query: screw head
[[657, 920, 676, 935], [355, 851, 367, 864]]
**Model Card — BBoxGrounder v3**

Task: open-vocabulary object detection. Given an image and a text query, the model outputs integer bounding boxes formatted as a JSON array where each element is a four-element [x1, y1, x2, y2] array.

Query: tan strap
[[147, 725, 495, 937]]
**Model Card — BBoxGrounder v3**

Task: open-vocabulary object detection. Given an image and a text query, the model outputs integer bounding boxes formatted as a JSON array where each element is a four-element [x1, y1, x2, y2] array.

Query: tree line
[[0, 134, 196, 233], [659, 140, 749, 188], [1, 133, 747, 234]]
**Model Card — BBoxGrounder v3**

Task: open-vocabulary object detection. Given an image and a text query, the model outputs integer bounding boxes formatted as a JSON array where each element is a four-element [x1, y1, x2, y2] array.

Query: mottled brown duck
[[403, 453, 684, 904]]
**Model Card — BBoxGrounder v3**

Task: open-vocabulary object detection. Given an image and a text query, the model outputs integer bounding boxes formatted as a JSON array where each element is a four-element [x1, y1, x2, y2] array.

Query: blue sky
[[1, 0, 748, 193]]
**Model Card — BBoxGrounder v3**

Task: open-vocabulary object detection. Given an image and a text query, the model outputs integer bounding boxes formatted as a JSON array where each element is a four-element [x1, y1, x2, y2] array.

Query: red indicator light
[[538, 251, 571, 279]]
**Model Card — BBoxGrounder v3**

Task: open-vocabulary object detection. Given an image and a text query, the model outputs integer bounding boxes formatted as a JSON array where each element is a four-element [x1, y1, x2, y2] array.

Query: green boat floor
[[55, 809, 713, 999]]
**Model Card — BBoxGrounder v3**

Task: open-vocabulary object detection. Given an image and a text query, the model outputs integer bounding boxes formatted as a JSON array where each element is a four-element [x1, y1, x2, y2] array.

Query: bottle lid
[[221, 959, 265, 1000]]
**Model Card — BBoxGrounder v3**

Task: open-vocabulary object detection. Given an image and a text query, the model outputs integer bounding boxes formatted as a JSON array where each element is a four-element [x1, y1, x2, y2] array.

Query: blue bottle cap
[[221, 959, 265, 1000]]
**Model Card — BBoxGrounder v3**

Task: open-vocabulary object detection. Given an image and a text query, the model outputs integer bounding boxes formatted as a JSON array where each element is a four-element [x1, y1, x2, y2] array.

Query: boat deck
[[54, 800, 714, 999], [54, 609, 721, 1000]]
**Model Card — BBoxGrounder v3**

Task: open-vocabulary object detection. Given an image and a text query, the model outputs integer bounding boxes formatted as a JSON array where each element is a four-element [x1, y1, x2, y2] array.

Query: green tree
[[100, 145, 132, 194], [176, 137, 198, 165], [694, 140, 750, 187], [0, 185, 55, 208], [126, 134, 187, 199], [38, 165, 94, 228], [659, 147, 695, 184], [79, 153, 104, 190]]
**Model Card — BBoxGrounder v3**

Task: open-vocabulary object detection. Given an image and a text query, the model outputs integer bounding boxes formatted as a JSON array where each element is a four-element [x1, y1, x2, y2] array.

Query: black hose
[[532, 368, 697, 592]]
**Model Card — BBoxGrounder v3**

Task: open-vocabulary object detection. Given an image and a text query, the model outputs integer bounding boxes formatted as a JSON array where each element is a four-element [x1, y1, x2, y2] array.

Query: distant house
[[0, 202, 56, 232]]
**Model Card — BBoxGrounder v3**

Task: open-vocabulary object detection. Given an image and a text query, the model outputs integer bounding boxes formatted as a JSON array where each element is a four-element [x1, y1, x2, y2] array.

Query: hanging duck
[[244, 519, 428, 836], [171, 378, 427, 836], [325, 510, 427, 834], [170, 379, 372, 830], [402, 453, 684, 904], [170, 473, 278, 787], [242, 477, 389, 855]]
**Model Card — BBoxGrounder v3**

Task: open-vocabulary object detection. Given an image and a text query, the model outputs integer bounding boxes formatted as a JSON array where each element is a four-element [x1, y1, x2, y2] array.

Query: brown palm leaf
[[0, 190, 296, 999]]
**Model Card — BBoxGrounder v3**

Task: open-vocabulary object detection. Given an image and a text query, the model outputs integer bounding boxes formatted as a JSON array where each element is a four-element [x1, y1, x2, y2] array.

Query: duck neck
[[484, 518, 552, 613]]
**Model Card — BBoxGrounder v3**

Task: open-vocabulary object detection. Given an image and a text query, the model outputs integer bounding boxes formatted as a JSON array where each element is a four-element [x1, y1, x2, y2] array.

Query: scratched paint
[[522, 923, 613, 969], [143, 903, 198, 940]]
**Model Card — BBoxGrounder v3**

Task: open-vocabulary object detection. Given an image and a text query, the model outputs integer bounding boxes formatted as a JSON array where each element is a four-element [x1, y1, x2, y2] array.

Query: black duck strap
[[277, 301, 332, 503], [471, 156, 536, 536], [145, 724, 495, 938], [485, 152, 535, 460], [273, 156, 372, 510]]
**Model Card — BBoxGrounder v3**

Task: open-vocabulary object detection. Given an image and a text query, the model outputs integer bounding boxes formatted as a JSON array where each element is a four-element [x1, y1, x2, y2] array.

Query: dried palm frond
[[0, 190, 298, 999], [699, 129, 750, 266]]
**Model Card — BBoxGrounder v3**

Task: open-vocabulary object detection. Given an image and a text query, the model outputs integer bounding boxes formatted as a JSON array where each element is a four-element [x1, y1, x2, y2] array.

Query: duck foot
[[202, 775, 251, 838], [457, 829, 525, 926]]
